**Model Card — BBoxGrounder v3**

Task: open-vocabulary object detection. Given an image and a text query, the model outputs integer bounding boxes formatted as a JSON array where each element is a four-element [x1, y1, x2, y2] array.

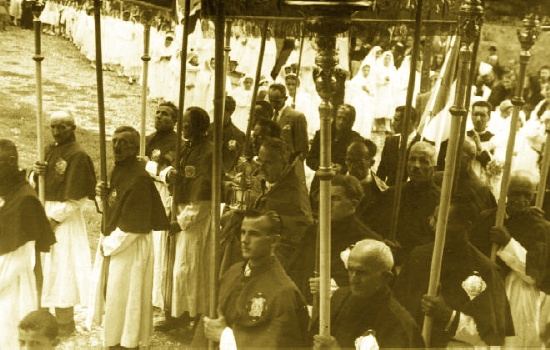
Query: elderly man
[[312, 239, 424, 349], [255, 137, 314, 274], [299, 175, 382, 302], [365, 141, 440, 257], [394, 200, 514, 347], [0, 139, 55, 349], [32, 110, 96, 335], [88, 126, 169, 348], [470, 171, 550, 346], [268, 83, 309, 161], [203, 210, 310, 348]]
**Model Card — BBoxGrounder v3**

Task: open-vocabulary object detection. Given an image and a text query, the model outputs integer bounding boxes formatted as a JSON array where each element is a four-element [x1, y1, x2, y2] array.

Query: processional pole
[[242, 20, 269, 158], [286, 0, 369, 337], [421, 0, 483, 345], [139, 10, 153, 157], [165, 0, 192, 314], [93, 0, 108, 223], [492, 14, 540, 260], [31, 0, 46, 309], [32, 0, 45, 205], [291, 23, 306, 107], [453, 20, 481, 191], [210, 0, 226, 348], [388, 0, 423, 242], [537, 114, 550, 208]]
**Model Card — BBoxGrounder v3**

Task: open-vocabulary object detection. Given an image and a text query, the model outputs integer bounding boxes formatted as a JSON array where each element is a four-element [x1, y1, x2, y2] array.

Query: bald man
[[471, 171, 550, 346], [312, 239, 424, 349], [32, 111, 96, 336], [363, 141, 441, 257]]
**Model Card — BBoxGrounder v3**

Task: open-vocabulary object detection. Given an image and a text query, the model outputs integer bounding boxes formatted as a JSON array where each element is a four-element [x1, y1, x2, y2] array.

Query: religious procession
[[2, 0, 550, 348]]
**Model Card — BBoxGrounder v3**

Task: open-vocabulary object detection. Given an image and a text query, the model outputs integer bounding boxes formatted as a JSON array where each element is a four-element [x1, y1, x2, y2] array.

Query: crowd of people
[[3, 0, 550, 349]]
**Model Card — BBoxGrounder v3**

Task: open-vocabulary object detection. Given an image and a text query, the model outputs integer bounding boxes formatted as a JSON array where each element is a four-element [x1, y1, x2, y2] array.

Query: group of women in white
[[347, 46, 421, 137]]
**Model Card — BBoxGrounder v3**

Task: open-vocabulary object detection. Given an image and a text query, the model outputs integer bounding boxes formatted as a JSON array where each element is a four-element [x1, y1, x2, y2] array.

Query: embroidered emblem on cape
[[246, 293, 267, 321], [462, 271, 486, 300], [282, 124, 291, 131], [108, 189, 118, 207], [151, 149, 161, 161], [55, 158, 67, 175], [184, 165, 196, 178], [227, 139, 237, 151]]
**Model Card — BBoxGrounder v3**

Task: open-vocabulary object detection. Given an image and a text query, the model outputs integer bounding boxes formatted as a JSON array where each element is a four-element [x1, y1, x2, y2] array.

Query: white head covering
[[361, 46, 383, 67]]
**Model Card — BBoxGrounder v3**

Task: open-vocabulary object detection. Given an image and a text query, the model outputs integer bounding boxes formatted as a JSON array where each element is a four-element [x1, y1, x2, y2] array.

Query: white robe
[[171, 201, 212, 318], [87, 229, 154, 348], [0, 241, 37, 350], [373, 52, 397, 119], [149, 42, 178, 100], [41, 197, 91, 308], [145, 161, 171, 310], [498, 238, 545, 347], [346, 60, 376, 138]]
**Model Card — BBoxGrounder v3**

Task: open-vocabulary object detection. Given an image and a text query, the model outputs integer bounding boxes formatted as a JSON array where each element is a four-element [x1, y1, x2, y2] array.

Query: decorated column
[[421, 0, 483, 345], [285, 0, 369, 337]]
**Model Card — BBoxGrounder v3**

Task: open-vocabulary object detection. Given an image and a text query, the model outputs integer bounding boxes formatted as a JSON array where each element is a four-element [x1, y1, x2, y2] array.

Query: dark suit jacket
[[377, 133, 421, 186], [274, 106, 309, 158]]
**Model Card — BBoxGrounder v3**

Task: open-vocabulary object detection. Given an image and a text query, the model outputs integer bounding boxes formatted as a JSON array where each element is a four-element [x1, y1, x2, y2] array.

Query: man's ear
[[272, 234, 282, 247], [382, 270, 394, 286], [368, 158, 375, 168]]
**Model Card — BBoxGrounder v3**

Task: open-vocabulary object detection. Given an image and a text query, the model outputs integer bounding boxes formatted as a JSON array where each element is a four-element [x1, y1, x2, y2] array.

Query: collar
[[55, 133, 77, 146], [0, 170, 26, 196], [243, 256, 277, 277]]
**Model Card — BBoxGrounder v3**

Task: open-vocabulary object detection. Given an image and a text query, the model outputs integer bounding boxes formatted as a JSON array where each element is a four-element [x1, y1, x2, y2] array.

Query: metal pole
[[388, 0, 423, 242], [536, 126, 550, 208], [93, 0, 108, 220], [453, 29, 481, 192], [285, 0, 370, 339], [32, 0, 45, 205], [165, 0, 191, 315], [242, 20, 268, 158], [291, 25, 306, 108], [421, 0, 483, 345], [139, 10, 153, 157], [210, 1, 226, 348], [492, 14, 539, 260]]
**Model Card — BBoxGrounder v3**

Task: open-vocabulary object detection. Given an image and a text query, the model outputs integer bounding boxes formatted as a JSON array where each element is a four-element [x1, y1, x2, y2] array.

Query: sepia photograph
[[2, 0, 550, 348]]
